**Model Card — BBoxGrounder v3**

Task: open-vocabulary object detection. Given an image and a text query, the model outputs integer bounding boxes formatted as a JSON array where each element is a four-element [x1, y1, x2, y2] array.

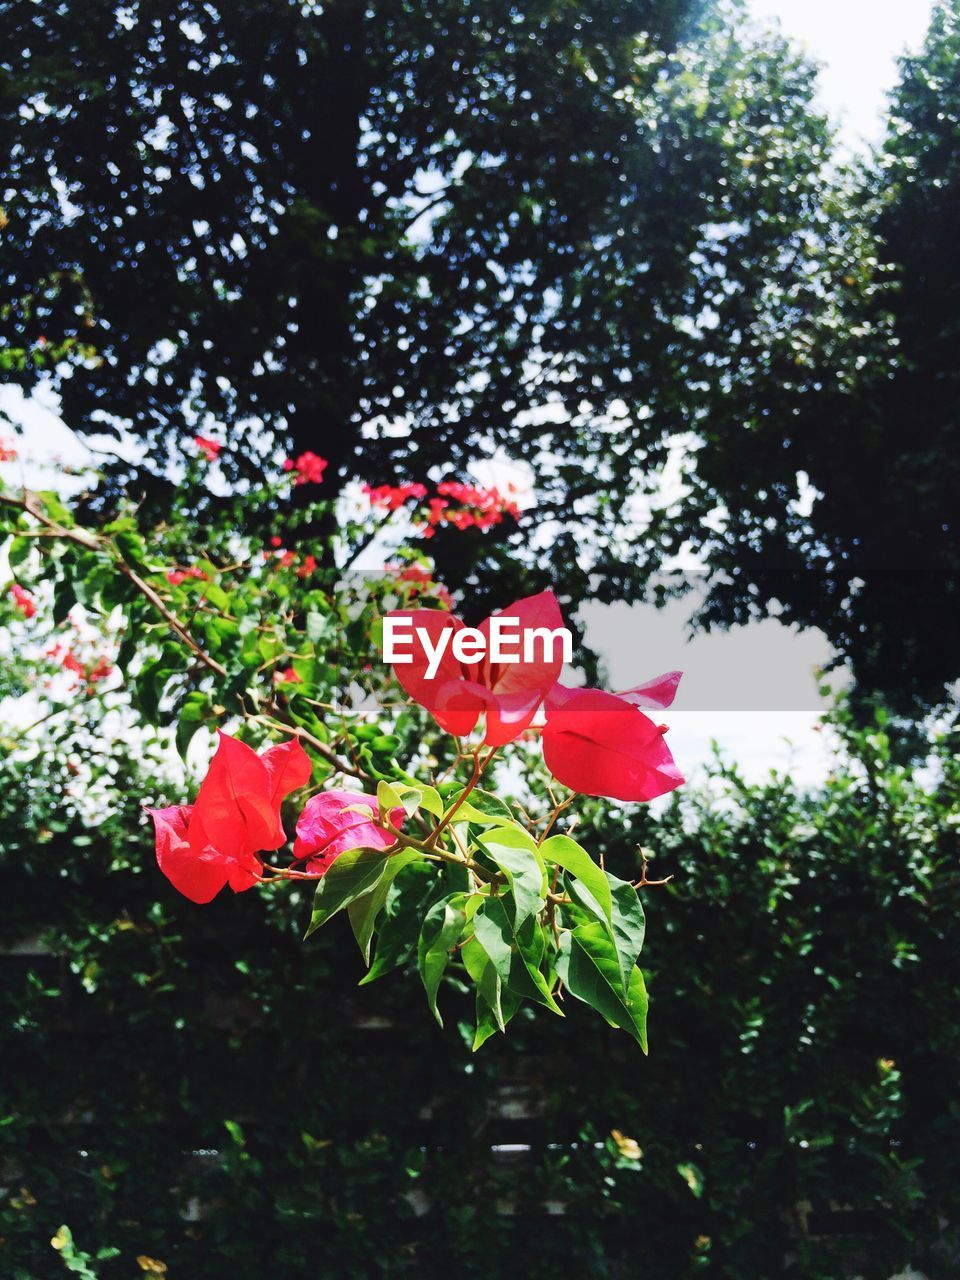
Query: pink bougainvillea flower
[[194, 435, 222, 462], [9, 583, 37, 619], [284, 451, 328, 486], [149, 732, 311, 903], [541, 684, 683, 803], [614, 670, 683, 710], [386, 590, 566, 747], [407, 482, 520, 537], [395, 564, 432, 587], [0, 439, 18, 463], [292, 790, 406, 877], [275, 667, 302, 685], [296, 554, 317, 579]]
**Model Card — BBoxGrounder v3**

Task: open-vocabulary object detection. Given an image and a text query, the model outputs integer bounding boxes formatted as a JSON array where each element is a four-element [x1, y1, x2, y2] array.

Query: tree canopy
[[655, 0, 960, 716], [2, 0, 957, 712]]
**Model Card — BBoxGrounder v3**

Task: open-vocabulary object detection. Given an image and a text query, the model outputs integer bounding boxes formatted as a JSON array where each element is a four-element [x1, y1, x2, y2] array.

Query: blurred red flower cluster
[[9, 583, 36, 618], [284, 451, 328, 486], [363, 478, 521, 537]]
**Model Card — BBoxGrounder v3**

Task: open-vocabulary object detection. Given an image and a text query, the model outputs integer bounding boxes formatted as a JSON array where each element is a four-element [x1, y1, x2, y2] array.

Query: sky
[[1, 0, 937, 787], [748, 0, 934, 146]]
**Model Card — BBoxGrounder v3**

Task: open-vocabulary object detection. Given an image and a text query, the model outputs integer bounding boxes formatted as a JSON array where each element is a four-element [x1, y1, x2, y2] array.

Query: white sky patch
[[1, 384, 95, 486], [747, 0, 933, 150], [469, 452, 535, 510], [576, 595, 848, 786]]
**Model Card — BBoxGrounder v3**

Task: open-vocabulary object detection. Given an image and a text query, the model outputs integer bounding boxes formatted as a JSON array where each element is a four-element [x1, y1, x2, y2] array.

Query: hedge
[[2, 712, 958, 1279]]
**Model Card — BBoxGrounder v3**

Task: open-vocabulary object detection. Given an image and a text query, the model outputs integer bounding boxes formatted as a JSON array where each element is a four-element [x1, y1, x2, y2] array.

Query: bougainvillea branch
[[1, 489, 228, 677], [1, 463, 683, 1050]]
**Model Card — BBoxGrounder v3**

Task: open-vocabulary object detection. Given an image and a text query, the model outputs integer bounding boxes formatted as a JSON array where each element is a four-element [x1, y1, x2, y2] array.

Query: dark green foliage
[[0, 0, 703, 509], [3, 708, 958, 1279], [3, 1, 958, 712], [0, 0, 844, 626], [637, 1, 960, 717]]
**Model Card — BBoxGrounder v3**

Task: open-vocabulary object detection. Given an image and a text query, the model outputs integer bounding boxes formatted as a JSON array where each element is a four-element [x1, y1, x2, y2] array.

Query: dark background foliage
[[2, 709, 958, 1280]]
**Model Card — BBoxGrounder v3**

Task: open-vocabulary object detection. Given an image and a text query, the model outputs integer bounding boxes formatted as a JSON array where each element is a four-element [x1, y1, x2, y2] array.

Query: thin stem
[[429, 745, 499, 847], [633, 847, 673, 889], [248, 712, 365, 781], [538, 792, 574, 846]]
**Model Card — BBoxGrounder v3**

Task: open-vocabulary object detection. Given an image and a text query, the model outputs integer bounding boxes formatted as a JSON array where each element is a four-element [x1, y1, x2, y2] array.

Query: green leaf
[[202, 581, 231, 612], [306, 848, 391, 938], [134, 656, 176, 721], [376, 779, 403, 818], [417, 893, 469, 1026], [540, 834, 612, 924], [306, 610, 331, 643], [360, 861, 436, 985], [605, 874, 646, 990], [347, 849, 420, 963], [34, 491, 74, 526], [472, 982, 522, 1052], [176, 691, 211, 757], [52, 572, 77, 625], [477, 827, 546, 926], [461, 935, 504, 1030], [114, 530, 152, 575], [566, 870, 645, 995], [463, 930, 523, 1049], [473, 896, 562, 1015], [417, 784, 444, 818], [677, 1162, 704, 1198], [447, 786, 516, 826], [7, 535, 32, 568], [556, 923, 648, 1050], [391, 782, 440, 819]]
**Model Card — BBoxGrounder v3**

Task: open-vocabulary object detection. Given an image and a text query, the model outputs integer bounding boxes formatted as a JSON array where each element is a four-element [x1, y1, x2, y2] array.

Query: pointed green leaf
[[446, 786, 516, 826], [556, 922, 648, 1050], [418, 893, 469, 1026], [347, 848, 421, 963], [605, 873, 646, 989], [478, 827, 546, 926], [473, 896, 562, 1015], [461, 935, 505, 1030], [417, 784, 444, 817], [306, 848, 391, 938], [565, 870, 645, 995], [540, 834, 612, 923], [376, 779, 403, 817], [472, 983, 522, 1051], [360, 861, 436, 985]]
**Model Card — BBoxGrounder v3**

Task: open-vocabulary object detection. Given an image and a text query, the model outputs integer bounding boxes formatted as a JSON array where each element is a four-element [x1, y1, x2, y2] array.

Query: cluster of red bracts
[[385, 590, 683, 804], [149, 733, 407, 904], [150, 590, 682, 904], [362, 479, 520, 536]]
